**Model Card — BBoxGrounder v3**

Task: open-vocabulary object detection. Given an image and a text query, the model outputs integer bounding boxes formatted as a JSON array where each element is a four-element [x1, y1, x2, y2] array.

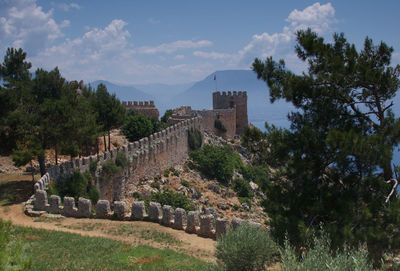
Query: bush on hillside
[[214, 119, 227, 133], [151, 189, 192, 211], [216, 223, 278, 271], [232, 178, 254, 198], [190, 144, 242, 185], [188, 128, 203, 150], [50, 171, 100, 204]]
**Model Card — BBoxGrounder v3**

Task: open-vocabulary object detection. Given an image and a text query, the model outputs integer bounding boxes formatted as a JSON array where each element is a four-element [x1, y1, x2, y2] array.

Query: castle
[[122, 100, 160, 119], [169, 91, 248, 138], [24, 89, 254, 240]]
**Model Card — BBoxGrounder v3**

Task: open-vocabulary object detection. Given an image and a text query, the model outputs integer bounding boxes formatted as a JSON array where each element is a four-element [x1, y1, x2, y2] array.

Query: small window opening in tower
[[229, 101, 234, 108]]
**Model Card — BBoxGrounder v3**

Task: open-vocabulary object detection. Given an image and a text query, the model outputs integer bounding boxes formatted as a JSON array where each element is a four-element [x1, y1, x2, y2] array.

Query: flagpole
[[214, 73, 217, 91]]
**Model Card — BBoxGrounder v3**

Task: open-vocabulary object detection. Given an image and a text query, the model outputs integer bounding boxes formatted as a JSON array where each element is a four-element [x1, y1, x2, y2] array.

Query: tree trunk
[[96, 137, 99, 156], [108, 130, 111, 152], [30, 160, 35, 183], [38, 154, 46, 177], [103, 134, 107, 153], [55, 146, 58, 165]]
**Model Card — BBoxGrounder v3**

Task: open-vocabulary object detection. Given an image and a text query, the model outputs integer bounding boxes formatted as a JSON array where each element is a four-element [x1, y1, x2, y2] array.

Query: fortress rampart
[[26, 172, 261, 240], [213, 91, 248, 135], [198, 109, 236, 138], [122, 100, 159, 119], [46, 116, 202, 201]]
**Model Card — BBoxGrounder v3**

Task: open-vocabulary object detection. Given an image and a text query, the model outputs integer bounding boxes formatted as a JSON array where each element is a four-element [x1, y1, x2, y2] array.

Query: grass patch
[[33, 216, 64, 223], [105, 224, 182, 246], [18, 226, 209, 270]]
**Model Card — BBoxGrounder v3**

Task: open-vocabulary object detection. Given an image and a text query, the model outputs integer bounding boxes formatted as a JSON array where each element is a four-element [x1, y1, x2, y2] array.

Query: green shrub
[[161, 109, 173, 123], [216, 223, 278, 271], [87, 185, 100, 204], [151, 182, 160, 190], [122, 113, 153, 142], [115, 152, 128, 168], [188, 128, 203, 150], [54, 171, 100, 205], [89, 159, 98, 177], [232, 178, 254, 198], [214, 119, 227, 133], [181, 179, 190, 187], [190, 144, 242, 185], [240, 165, 270, 191], [132, 191, 143, 201], [101, 159, 120, 176], [163, 167, 180, 177], [238, 197, 252, 208], [280, 232, 374, 271], [0, 219, 32, 270], [151, 189, 192, 211]]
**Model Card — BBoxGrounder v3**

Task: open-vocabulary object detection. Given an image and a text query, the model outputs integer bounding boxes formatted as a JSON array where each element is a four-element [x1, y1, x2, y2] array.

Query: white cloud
[[237, 2, 336, 67], [32, 19, 134, 80], [139, 40, 212, 54], [58, 3, 80, 12], [193, 51, 232, 60], [0, 0, 67, 55], [286, 2, 335, 34]]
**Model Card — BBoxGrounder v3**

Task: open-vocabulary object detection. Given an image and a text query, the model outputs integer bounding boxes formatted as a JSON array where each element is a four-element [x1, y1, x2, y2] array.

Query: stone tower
[[213, 91, 248, 135]]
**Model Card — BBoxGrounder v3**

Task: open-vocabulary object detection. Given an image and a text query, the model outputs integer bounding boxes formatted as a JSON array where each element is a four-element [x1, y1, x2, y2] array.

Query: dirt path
[[0, 203, 216, 262]]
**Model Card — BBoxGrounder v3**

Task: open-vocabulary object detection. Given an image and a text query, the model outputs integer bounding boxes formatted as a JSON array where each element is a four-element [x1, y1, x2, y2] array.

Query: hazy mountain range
[[90, 70, 295, 130]]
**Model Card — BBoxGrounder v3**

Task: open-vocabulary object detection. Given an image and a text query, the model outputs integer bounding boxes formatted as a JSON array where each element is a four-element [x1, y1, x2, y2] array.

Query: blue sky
[[1, 0, 399, 84]]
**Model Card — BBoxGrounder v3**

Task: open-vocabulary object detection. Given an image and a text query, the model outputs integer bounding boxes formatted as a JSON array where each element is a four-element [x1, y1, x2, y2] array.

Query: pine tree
[[252, 29, 400, 262]]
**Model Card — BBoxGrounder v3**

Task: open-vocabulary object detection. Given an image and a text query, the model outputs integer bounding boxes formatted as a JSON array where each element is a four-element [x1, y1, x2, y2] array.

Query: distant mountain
[[172, 70, 295, 129], [90, 80, 154, 102]]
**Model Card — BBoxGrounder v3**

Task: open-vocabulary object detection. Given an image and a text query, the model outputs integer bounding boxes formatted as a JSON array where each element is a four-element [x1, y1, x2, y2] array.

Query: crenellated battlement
[[122, 100, 159, 119], [213, 90, 247, 98], [122, 100, 156, 108], [47, 116, 203, 190]]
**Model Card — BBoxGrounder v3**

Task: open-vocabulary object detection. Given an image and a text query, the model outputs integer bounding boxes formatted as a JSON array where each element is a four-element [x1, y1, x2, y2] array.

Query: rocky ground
[[125, 132, 268, 226]]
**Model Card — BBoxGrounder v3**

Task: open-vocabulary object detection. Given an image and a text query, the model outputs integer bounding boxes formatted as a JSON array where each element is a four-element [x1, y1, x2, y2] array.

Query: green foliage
[[214, 119, 227, 133], [280, 232, 374, 271], [89, 159, 98, 177], [238, 197, 252, 208], [0, 219, 31, 270], [240, 165, 270, 191], [181, 179, 190, 187], [151, 189, 192, 211], [87, 185, 100, 204], [252, 29, 400, 263], [163, 167, 180, 177], [161, 109, 173, 123], [122, 113, 153, 142], [188, 128, 203, 150], [232, 178, 253, 198], [92, 83, 125, 151], [101, 159, 122, 176], [52, 171, 99, 204], [215, 223, 278, 271], [115, 152, 128, 168], [190, 144, 242, 185]]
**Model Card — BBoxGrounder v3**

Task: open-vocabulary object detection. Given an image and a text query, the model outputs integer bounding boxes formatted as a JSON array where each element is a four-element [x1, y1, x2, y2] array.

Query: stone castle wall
[[213, 91, 248, 135], [26, 178, 261, 240], [47, 117, 203, 201], [198, 108, 236, 138], [122, 100, 160, 119]]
